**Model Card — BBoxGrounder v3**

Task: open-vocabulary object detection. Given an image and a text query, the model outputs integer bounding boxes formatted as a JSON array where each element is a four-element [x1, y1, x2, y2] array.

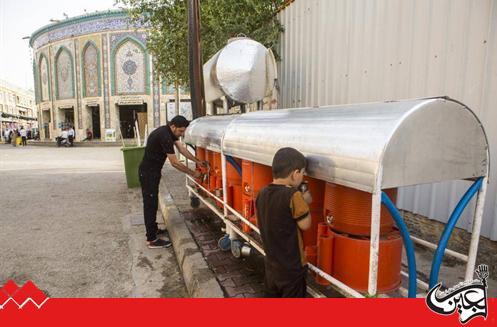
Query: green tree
[[118, 0, 285, 87]]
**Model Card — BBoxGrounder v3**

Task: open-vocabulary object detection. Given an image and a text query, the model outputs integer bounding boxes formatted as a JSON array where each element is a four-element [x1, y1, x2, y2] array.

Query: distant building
[[0, 79, 37, 137], [30, 10, 190, 141]]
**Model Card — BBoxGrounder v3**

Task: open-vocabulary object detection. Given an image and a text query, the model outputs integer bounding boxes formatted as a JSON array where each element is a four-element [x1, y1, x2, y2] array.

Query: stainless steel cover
[[185, 97, 489, 192], [184, 115, 237, 152]]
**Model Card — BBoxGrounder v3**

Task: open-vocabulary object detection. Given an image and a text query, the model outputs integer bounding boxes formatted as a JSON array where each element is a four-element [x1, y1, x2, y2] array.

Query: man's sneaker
[[157, 228, 169, 237], [147, 238, 172, 249]]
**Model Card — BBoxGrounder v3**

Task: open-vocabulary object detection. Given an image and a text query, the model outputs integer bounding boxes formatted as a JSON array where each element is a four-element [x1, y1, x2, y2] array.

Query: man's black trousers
[[139, 165, 161, 241], [263, 265, 307, 298]]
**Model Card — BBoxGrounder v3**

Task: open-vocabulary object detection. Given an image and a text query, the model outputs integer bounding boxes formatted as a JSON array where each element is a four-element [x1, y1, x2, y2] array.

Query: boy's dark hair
[[271, 147, 307, 179], [169, 115, 190, 128]]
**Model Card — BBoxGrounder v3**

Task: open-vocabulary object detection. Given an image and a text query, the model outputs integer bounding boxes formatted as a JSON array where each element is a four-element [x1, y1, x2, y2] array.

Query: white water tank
[[203, 37, 277, 104]]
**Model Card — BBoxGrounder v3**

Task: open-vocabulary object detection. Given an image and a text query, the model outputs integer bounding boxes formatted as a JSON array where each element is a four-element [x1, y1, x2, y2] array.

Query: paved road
[[0, 145, 187, 298]]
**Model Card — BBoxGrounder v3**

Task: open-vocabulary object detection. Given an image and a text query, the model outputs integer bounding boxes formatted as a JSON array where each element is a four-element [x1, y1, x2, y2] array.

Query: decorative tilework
[[109, 32, 147, 51], [82, 42, 100, 97], [49, 46, 57, 129], [102, 34, 110, 128], [39, 55, 50, 102], [31, 11, 146, 50], [74, 39, 82, 128], [55, 47, 75, 99], [114, 39, 146, 94], [33, 60, 39, 103]]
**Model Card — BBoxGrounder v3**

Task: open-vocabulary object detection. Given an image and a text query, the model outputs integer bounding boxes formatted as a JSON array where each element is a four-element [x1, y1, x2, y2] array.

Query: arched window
[[39, 55, 50, 101], [55, 47, 75, 99], [82, 42, 101, 97]]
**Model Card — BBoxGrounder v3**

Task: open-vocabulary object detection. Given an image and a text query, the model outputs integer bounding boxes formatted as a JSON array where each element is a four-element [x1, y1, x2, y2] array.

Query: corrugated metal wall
[[278, 0, 497, 241]]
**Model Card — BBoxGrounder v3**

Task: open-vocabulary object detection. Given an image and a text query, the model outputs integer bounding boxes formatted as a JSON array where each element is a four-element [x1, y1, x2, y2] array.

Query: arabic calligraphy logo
[[426, 264, 489, 324]]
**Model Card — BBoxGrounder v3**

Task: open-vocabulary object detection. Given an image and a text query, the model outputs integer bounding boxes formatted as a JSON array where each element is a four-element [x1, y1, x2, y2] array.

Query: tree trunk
[[175, 81, 180, 116]]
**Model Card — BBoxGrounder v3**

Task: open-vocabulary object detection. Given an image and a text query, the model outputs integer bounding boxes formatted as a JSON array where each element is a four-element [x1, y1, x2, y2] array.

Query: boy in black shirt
[[255, 147, 312, 297], [139, 115, 206, 249]]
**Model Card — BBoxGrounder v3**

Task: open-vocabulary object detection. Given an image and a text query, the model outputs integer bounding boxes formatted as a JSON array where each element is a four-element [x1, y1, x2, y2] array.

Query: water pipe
[[429, 177, 483, 288], [382, 192, 417, 298], [226, 155, 242, 176]]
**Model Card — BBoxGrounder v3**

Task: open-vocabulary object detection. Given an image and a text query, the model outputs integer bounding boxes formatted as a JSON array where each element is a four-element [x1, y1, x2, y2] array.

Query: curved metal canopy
[[184, 115, 236, 152], [185, 97, 489, 192]]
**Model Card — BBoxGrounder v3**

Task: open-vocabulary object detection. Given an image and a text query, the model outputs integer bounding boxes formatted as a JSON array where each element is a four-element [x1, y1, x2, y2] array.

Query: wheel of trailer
[[218, 234, 231, 251], [190, 196, 200, 208], [231, 240, 243, 259]]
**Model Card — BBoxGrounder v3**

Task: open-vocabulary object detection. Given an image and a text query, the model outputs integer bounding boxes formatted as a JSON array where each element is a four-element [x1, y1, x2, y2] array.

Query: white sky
[[0, 0, 118, 91]]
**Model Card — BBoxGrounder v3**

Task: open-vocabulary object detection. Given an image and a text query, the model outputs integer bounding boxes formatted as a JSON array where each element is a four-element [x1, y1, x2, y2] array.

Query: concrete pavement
[[0, 145, 187, 298]]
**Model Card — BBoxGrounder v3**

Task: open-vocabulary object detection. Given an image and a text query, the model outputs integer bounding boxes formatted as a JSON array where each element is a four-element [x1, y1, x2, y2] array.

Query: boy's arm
[[290, 192, 311, 230]]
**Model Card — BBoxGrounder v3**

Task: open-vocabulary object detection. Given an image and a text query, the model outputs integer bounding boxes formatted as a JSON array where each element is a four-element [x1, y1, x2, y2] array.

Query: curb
[[158, 179, 224, 298]]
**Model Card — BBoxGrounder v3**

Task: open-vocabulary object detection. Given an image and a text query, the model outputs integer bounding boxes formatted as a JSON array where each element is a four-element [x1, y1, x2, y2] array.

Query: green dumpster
[[121, 146, 145, 188]]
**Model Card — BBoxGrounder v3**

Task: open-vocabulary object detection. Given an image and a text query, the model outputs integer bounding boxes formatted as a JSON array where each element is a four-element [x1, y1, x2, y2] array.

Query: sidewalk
[[158, 162, 265, 298]]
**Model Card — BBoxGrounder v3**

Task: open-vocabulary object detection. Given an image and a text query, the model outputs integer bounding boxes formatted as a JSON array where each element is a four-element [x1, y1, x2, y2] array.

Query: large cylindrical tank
[[330, 229, 402, 293], [324, 183, 397, 236]]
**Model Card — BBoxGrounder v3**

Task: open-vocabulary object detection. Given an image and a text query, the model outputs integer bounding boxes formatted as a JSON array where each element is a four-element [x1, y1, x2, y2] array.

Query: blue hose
[[226, 155, 242, 176], [382, 192, 417, 298], [429, 177, 483, 288]]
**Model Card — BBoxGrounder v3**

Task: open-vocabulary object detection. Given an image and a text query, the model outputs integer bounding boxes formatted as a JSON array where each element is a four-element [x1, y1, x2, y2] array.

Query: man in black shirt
[[139, 115, 206, 248]]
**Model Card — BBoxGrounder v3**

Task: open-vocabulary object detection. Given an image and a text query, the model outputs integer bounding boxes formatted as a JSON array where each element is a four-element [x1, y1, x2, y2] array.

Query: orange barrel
[[252, 162, 272, 194], [242, 160, 252, 196], [209, 175, 217, 193], [241, 195, 254, 233], [242, 160, 272, 197], [242, 223, 251, 234], [213, 152, 222, 173], [195, 148, 208, 188], [330, 229, 402, 293], [215, 175, 222, 189], [232, 185, 243, 213], [302, 177, 325, 248], [305, 177, 325, 210], [226, 157, 242, 212], [227, 156, 242, 185], [316, 234, 334, 285], [303, 209, 324, 248], [317, 222, 329, 240], [196, 147, 206, 162], [226, 185, 234, 208], [323, 183, 397, 236], [305, 245, 318, 276], [206, 150, 214, 168]]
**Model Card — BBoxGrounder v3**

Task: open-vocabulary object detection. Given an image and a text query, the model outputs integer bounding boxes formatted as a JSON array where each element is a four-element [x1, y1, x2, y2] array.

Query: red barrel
[[241, 160, 272, 234], [316, 234, 334, 285], [196, 147, 206, 162], [302, 177, 325, 248], [323, 183, 397, 236], [316, 222, 329, 240], [231, 185, 243, 213], [330, 229, 402, 293], [242, 160, 273, 198]]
